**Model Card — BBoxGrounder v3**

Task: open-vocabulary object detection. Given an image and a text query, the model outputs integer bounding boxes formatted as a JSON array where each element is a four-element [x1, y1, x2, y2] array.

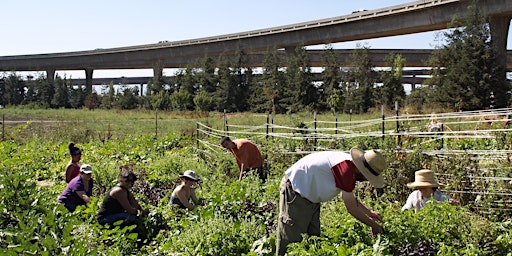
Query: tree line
[[1, 2, 509, 114]]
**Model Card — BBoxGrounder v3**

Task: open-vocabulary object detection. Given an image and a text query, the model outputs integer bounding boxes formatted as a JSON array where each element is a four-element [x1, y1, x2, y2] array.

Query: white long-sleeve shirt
[[402, 190, 451, 212]]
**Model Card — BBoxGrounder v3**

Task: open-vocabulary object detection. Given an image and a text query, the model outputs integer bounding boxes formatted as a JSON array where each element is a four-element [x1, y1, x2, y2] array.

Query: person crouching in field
[[402, 169, 456, 212], [97, 169, 149, 227], [276, 148, 387, 256], [220, 136, 266, 182], [169, 170, 201, 210], [58, 164, 94, 212], [65, 142, 82, 183]]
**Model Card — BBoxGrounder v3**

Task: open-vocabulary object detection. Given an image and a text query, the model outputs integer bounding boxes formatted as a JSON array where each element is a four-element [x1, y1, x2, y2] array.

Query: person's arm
[[402, 192, 415, 211], [175, 189, 197, 210], [75, 191, 92, 204], [128, 190, 149, 215], [111, 187, 139, 215], [65, 165, 74, 183], [238, 163, 245, 181], [341, 190, 383, 235], [190, 188, 199, 205]]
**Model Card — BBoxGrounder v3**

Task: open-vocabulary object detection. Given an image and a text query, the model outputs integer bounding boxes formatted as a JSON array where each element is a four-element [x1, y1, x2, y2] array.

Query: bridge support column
[[489, 15, 511, 69], [411, 74, 416, 91], [46, 68, 55, 86], [85, 68, 94, 93], [152, 61, 164, 94]]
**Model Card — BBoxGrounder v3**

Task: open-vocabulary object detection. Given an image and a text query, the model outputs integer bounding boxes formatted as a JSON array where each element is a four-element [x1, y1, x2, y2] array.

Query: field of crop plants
[[1, 107, 512, 255]]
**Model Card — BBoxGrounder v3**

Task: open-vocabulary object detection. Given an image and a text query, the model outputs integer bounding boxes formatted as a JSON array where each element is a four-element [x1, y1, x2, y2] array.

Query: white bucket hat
[[180, 170, 200, 181], [350, 148, 387, 188], [80, 164, 93, 174]]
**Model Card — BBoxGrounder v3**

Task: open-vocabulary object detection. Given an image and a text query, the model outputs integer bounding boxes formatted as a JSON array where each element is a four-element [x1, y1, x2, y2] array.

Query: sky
[[2, 0, 511, 78]]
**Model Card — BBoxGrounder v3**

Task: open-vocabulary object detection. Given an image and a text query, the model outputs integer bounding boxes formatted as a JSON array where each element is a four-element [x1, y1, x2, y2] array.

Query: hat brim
[[350, 148, 384, 188], [407, 181, 440, 189], [180, 175, 199, 181]]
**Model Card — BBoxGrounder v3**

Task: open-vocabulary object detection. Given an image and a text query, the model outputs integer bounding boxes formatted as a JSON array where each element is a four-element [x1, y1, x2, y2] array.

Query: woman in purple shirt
[[58, 164, 94, 212]]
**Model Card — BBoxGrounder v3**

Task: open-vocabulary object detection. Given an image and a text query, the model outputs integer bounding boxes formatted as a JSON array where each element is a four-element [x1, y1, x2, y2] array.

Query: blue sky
[[2, 0, 511, 78]]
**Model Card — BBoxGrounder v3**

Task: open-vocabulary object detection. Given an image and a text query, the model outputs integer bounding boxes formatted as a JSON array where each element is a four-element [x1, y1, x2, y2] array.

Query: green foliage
[[2, 110, 512, 255], [426, 1, 509, 110]]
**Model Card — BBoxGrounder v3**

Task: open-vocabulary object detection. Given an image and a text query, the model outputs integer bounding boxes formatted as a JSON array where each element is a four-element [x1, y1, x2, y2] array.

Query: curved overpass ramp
[[0, 0, 510, 72]]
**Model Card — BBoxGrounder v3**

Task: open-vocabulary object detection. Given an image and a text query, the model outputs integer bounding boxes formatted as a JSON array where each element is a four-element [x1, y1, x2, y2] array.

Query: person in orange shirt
[[220, 136, 265, 182]]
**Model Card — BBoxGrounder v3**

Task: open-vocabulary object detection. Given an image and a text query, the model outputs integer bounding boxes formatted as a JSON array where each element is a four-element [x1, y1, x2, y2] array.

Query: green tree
[[426, 1, 509, 110], [171, 89, 192, 111], [257, 49, 285, 113], [52, 75, 70, 108], [214, 56, 237, 112], [2, 73, 25, 106], [194, 90, 215, 112], [151, 90, 172, 110], [345, 44, 376, 113], [198, 57, 217, 93], [100, 82, 116, 109], [321, 45, 343, 112], [283, 46, 316, 113], [115, 87, 139, 110], [381, 53, 406, 109]]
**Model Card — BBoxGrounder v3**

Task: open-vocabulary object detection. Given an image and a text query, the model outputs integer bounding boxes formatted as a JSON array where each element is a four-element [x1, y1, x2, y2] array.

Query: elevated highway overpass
[[0, 0, 511, 90]]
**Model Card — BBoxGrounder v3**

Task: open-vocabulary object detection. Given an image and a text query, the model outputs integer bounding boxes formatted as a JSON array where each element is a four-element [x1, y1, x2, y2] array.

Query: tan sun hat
[[180, 170, 200, 181], [350, 147, 387, 188], [407, 169, 440, 189]]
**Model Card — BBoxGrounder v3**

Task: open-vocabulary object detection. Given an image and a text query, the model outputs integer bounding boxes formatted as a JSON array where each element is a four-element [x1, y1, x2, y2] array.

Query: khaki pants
[[276, 176, 321, 256]]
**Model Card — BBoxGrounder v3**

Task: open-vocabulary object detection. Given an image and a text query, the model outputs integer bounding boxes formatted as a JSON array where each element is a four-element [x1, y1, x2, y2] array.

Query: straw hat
[[407, 169, 440, 188], [350, 148, 387, 188], [180, 170, 200, 181]]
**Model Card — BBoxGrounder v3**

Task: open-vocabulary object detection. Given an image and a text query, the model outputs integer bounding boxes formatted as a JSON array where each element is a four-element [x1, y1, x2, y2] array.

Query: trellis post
[[335, 112, 338, 135], [395, 101, 400, 147], [382, 105, 385, 147], [224, 109, 228, 135], [314, 111, 317, 151], [266, 112, 269, 139]]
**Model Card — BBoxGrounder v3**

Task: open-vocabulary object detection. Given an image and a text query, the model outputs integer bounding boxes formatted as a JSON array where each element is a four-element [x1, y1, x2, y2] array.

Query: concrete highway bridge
[[0, 0, 511, 91]]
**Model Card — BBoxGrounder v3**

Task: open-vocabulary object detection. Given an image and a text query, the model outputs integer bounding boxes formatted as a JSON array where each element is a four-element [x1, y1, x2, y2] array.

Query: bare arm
[[341, 191, 383, 235], [65, 165, 74, 183], [238, 163, 245, 181], [190, 188, 199, 204], [111, 187, 139, 215], [175, 188, 197, 210], [75, 191, 92, 204], [128, 190, 149, 215]]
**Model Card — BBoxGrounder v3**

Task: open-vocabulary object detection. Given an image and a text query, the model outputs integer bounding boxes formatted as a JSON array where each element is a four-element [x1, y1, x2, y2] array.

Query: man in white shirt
[[276, 148, 387, 256]]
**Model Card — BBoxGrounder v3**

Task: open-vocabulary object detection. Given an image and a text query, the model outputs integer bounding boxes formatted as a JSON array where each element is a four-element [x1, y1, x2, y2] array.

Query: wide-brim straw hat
[[407, 169, 440, 188], [180, 170, 200, 181], [350, 147, 387, 188]]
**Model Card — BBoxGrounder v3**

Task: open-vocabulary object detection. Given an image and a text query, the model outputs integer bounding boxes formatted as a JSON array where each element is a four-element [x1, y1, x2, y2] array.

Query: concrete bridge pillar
[[46, 68, 55, 86], [85, 68, 93, 93], [489, 15, 511, 68], [152, 61, 164, 93]]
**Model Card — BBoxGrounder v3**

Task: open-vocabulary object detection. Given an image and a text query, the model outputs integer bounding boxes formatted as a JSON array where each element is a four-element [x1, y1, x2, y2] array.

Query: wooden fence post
[[266, 112, 269, 139], [196, 121, 199, 148], [395, 101, 400, 147], [382, 105, 385, 147], [224, 109, 228, 135], [314, 111, 317, 151], [335, 112, 338, 135]]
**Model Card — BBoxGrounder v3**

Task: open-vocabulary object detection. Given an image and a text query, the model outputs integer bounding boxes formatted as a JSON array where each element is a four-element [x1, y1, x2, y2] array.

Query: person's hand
[[370, 224, 384, 237], [449, 198, 457, 205], [368, 211, 382, 221]]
